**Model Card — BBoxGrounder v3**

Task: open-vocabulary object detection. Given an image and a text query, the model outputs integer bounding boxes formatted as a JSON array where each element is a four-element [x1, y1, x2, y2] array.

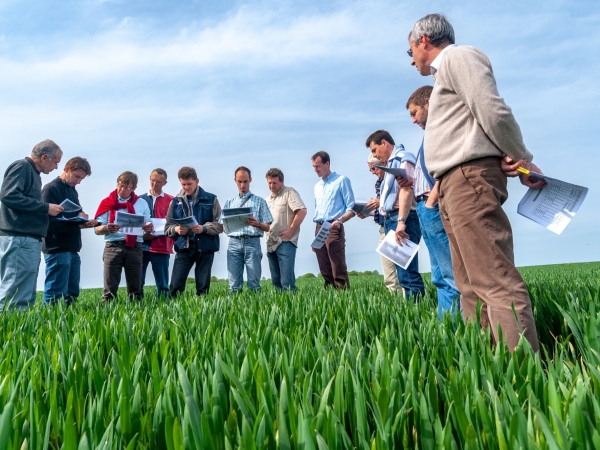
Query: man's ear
[[424, 98, 429, 110]]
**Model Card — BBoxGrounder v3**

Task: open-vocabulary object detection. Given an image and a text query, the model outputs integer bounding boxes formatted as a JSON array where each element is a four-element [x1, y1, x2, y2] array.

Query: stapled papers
[[517, 173, 588, 235], [376, 230, 419, 270]]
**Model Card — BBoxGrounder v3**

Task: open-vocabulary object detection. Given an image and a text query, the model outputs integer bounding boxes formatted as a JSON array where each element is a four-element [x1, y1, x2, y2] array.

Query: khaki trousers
[[378, 226, 402, 294], [438, 157, 539, 352]]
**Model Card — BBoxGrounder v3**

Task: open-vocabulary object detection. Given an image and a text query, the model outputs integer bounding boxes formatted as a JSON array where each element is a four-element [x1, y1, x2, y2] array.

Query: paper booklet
[[115, 211, 146, 236], [517, 173, 588, 235], [376, 230, 419, 270], [352, 198, 376, 216], [222, 207, 253, 234], [169, 216, 199, 227], [374, 165, 409, 179], [311, 221, 332, 249], [59, 198, 82, 212]]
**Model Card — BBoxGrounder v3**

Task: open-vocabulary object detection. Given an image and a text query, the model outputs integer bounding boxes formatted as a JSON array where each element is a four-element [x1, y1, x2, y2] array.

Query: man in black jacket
[[42, 157, 97, 305], [165, 166, 223, 296], [0, 140, 64, 310]]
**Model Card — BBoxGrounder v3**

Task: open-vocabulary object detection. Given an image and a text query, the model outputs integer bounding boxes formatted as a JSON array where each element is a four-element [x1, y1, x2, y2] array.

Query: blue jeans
[[227, 237, 262, 292], [267, 241, 297, 291], [43, 252, 81, 305], [0, 235, 42, 310], [416, 201, 461, 319], [142, 251, 170, 297], [384, 210, 425, 300]]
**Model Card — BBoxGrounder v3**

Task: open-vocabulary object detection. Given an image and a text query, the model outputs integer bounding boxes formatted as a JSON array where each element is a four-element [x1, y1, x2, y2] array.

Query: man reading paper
[[95, 171, 152, 302]]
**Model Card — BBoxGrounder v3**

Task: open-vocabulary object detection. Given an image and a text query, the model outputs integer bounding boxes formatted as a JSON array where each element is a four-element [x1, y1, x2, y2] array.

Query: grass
[[0, 262, 598, 448]]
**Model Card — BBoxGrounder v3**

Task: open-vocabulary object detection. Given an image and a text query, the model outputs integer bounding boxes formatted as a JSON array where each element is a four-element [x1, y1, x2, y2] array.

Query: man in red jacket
[[140, 169, 174, 298]]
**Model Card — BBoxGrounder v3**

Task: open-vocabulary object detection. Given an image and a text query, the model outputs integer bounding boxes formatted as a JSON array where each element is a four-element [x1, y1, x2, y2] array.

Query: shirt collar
[[118, 195, 130, 202], [270, 185, 285, 198], [430, 44, 457, 79], [321, 172, 336, 183], [148, 191, 165, 198], [239, 191, 252, 199]]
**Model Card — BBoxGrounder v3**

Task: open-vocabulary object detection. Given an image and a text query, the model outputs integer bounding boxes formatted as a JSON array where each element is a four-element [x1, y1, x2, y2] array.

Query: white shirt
[[430, 44, 457, 80]]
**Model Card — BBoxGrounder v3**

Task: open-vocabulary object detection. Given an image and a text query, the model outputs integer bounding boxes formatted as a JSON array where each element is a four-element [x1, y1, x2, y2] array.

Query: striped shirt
[[220, 191, 273, 238], [414, 153, 433, 197]]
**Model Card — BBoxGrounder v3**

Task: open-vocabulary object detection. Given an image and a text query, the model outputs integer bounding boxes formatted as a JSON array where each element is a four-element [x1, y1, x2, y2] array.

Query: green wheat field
[[0, 262, 599, 449]]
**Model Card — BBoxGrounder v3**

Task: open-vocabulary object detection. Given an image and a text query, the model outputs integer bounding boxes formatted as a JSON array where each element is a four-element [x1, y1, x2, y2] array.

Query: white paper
[[115, 211, 146, 236], [374, 165, 409, 179], [151, 218, 166, 236], [311, 221, 332, 249], [170, 216, 199, 227], [376, 230, 420, 270], [222, 214, 253, 234], [352, 198, 376, 216], [59, 198, 82, 212], [517, 176, 588, 235]]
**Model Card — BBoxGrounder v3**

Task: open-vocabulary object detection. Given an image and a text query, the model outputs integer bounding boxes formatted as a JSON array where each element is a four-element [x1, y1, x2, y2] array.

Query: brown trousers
[[102, 241, 144, 301], [315, 223, 350, 289], [438, 157, 539, 352]]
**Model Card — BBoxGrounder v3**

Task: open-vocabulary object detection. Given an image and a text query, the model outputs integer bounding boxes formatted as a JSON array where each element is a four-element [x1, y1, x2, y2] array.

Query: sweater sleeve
[[164, 199, 178, 238], [0, 163, 48, 213], [203, 198, 223, 235], [445, 48, 534, 163]]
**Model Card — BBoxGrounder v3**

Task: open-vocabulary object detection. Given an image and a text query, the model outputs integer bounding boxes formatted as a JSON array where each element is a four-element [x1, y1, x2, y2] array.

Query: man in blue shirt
[[311, 151, 355, 289], [366, 131, 425, 300], [406, 86, 460, 318], [220, 166, 273, 293]]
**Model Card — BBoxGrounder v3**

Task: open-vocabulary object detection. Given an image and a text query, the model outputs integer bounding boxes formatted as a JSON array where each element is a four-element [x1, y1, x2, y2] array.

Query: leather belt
[[230, 235, 260, 239], [415, 194, 429, 203]]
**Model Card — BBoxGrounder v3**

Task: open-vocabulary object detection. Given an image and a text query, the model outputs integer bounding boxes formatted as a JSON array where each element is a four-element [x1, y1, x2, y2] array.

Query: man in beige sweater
[[407, 13, 546, 352]]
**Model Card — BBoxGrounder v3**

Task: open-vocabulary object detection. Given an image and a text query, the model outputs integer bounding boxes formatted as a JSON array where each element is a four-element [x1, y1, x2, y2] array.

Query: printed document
[[517, 174, 588, 235], [352, 198, 376, 216], [311, 221, 332, 249], [59, 198, 82, 212], [169, 216, 199, 227], [374, 165, 409, 179], [115, 211, 146, 236], [151, 218, 166, 236], [376, 230, 419, 270], [222, 207, 253, 234]]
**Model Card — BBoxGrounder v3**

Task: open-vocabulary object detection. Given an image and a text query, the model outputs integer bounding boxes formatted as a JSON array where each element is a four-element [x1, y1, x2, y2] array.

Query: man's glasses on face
[[369, 167, 377, 173], [119, 185, 136, 191], [407, 39, 419, 57]]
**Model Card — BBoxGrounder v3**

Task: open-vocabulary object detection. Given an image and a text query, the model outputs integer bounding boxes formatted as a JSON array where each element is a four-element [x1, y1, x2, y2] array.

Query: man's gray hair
[[367, 154, 384, 165], [411, 13, 455, 47], [31, 139, 62, 159]]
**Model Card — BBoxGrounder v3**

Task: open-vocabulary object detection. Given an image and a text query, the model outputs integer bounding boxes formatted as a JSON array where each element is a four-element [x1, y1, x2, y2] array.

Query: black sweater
[[0, 158, 49, 239], [42, 177, 83, 254]]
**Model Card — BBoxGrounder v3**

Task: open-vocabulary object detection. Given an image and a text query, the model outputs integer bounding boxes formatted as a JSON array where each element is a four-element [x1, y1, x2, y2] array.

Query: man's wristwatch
[[398, 217, 406, 223]]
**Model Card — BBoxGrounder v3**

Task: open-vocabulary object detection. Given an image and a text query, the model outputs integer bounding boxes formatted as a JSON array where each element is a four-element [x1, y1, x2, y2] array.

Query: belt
[[230, 235, 260, 239], [415, 194, 429, 203], [315, 220, 335, 225], [108, 240, 127, 245]]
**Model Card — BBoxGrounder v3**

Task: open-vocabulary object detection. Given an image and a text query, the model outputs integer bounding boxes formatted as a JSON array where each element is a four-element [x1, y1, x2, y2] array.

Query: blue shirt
[[313, 172, 355, 222], [220, 191, 273, 237], [96, 196, 151, 243], [380, 145, 417, 214]]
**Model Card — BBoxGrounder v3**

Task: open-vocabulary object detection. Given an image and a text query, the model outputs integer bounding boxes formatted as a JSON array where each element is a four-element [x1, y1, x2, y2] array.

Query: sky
[[0, 0, 598, 289]]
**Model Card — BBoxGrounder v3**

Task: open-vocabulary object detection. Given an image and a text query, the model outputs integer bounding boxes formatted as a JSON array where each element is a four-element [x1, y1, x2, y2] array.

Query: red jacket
[[148, 193, 174, 254]]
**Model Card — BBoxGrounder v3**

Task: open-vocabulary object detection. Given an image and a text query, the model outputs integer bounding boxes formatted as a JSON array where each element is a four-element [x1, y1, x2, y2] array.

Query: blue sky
[[0, 0, 598, 289]]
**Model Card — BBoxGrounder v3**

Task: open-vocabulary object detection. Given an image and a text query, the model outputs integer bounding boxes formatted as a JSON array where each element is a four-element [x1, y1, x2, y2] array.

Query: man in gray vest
[[0, 139, 64, 310]]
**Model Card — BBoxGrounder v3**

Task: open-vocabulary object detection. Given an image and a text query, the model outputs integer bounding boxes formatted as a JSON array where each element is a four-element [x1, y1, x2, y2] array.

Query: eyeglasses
[[407, 39, 419, 57], [369, 167, 377, 172], [118, 185, 136, 191]]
